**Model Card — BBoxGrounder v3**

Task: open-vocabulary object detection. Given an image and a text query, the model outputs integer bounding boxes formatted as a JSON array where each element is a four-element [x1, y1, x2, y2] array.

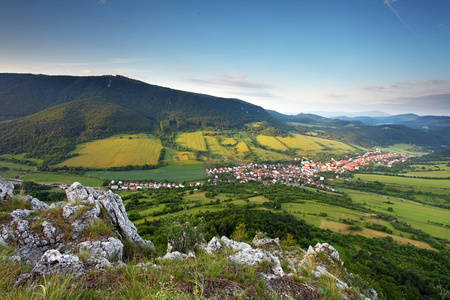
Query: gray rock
[[312, 266, 348, 290], [161, 250, 195, 260], [9, 209, 31, 221], [77, 237, 123, 261], [221, 236, 252, 252], [66, 182, 91, 204], [49, 201, 67, 209], [205, 236, 223, 254], [13, 273, 31, 287], [252, 234, 280, 248], [41, 221, 57, 243], [0, 177, 14, 201], [136, 262, 162, 271], [314, 243, 340, 261], [228, 248, 284, 278], [32, 249, 85, 276], [86, 257, 112, 270], [30, 198, 49, 211], [362, 288, 378, 300], [96, 190, 155, 249]]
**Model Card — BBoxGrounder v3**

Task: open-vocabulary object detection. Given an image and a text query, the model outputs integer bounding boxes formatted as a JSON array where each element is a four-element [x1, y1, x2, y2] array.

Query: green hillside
[[0, 97, 153, 163]]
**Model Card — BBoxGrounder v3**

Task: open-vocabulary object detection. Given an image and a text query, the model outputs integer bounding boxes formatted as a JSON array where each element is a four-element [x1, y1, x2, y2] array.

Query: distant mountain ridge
[[0, 73, 281, 128]]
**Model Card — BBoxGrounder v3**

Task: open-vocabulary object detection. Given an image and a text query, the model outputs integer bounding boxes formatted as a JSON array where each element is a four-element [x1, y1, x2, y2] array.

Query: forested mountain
[[0, 73, 280, 128], [0, 97, 153, 162]]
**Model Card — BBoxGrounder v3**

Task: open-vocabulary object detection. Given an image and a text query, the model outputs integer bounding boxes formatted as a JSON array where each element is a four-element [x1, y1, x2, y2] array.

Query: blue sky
[[1, 0, 449, 116]]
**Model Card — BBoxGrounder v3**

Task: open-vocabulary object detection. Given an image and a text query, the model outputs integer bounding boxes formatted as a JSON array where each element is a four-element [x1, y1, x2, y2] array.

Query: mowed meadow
[[61, 134, 163, 168]]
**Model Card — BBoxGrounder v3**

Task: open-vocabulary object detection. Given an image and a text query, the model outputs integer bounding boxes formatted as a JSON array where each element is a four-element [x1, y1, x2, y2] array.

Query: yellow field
[[221, 137, 237, 146], [175, 131, 207, 151], [257, 135, 288, 151], [313, 136, 355, 151], [205, 136, 232, 157], [235, 142, 250, 153], [250, 146, 291, 161], [320, 220, 435, 250], [277, 134, 323, 150], [60, 134, 162, 168]]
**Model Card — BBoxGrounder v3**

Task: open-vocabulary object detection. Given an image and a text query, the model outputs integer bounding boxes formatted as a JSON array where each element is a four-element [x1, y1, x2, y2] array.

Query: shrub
[[163, 214, 204, 253]]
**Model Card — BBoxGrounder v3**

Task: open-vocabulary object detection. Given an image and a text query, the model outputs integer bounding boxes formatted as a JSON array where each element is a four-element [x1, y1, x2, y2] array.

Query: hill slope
[[0, 73, 280, 129], [0, 97, 153, 163]]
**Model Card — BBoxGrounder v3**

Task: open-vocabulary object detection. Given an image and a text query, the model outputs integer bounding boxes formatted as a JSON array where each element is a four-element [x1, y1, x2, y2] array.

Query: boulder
[[221, 236, 252, 252], [312, 265, 348, 290], [228, 248, 284, 278], [0, 177, 14, 201], [9, 209, 31, 221], [30, 198, 49, 211], [314, 243, 340, 262], [65, 182, 155, 250], [161, 250, 195, 260], [77, 237, 123, 261], [252, 234, 280, 248], [205, 236, 223, 254], [32, 249, 85, 276]]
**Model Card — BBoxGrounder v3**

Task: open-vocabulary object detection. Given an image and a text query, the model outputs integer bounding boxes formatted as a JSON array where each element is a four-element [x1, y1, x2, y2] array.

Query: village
[[205, 149, 409, 191], [107, 149, 409, 192]]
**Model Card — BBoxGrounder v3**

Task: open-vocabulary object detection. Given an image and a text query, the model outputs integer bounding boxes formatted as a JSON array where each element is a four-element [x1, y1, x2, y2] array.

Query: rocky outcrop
[[252, 233, 280, 248], [66, 182, 155, 249], [32, 249, 85, 277], [0, 179, 155, 282], [221, 236, 252, 252], [77, 237, 123, 261], [205, 236, 223, 254], [0, 176, 14, 202], [229, 248, 284, 278]]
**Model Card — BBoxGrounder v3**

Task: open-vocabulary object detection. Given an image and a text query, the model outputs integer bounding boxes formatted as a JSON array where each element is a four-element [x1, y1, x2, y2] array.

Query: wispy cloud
[[323, 93, 349, 99], [384, 0, 411, 31], [361, 78, 450, 92], [183, 74, 275, 90], [98, 0, 106, 4]]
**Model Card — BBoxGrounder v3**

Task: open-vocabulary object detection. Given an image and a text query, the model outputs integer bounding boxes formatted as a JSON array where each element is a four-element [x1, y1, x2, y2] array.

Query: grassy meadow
[[86, 160, 206, 182], [61, 134, 163, 168], [20, 172, 103, 186], [354, 173, 450, 189]]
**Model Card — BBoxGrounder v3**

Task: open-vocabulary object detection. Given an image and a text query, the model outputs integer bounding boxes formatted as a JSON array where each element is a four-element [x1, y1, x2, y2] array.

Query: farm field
[[0, 160, 34, 171], [21, 172, 103, 186], [257, 135, 288, 151], [354, 173, 450, 189], [164, 148, 196, 161], [220, 137, 237, 146], [403, 170, 450, 178], [175, 131, 207, 151], [204, 136, 233, 159], [60, 134, 163, 168], [345, 189, 450, 240], [86, 160, 206, 182], [378, 143, 429, 155], [0, 153, 44, 165], [250, 146, 291, 161], [319, 220, 435, 250]]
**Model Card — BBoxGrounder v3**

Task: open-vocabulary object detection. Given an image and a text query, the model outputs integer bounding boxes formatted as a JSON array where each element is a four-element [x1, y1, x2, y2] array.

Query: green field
[[86, 160, 206, 181], [0, 161, 34, 171], [378, 143, 430, 155], [345, 189, 450, 240], [220, 137, 237, 146], [204, 136, 233, 159], [175, 131, 207, 151], [0, 153, 44, 165], [354, 173, 450, 189], [61, 134, 163, 168], [21, 172, 103, 186]]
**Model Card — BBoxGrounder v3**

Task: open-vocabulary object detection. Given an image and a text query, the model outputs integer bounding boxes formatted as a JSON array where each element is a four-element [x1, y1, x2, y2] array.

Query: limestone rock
[[77, 237, 123, 261], [66, 182, 91, 204], [30, 198, 49, 211], [205, 236, 223, 254], [32, 249, 85, 276], [0, 177, 14, 201], [252, 234, 280, 248], [9, 209, 31, 221], [136, 262, 162, 271], [86, 257, 112, 270], [312, 265, 348, 290], [49, 201, 67, 209], [161, 250, 196, 260], [41, 221, 58, 244], [228, 248, 284, 278], [221, 236, 252, 252], [314, 243, 340, 262]]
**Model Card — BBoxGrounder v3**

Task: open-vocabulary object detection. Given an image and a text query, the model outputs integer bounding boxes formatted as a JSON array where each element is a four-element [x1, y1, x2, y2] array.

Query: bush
[[163, 214, 204, 253]]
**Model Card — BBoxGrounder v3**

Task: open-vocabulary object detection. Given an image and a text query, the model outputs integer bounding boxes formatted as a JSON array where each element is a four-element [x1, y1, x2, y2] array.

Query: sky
[[1, 0, 449, 116]]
